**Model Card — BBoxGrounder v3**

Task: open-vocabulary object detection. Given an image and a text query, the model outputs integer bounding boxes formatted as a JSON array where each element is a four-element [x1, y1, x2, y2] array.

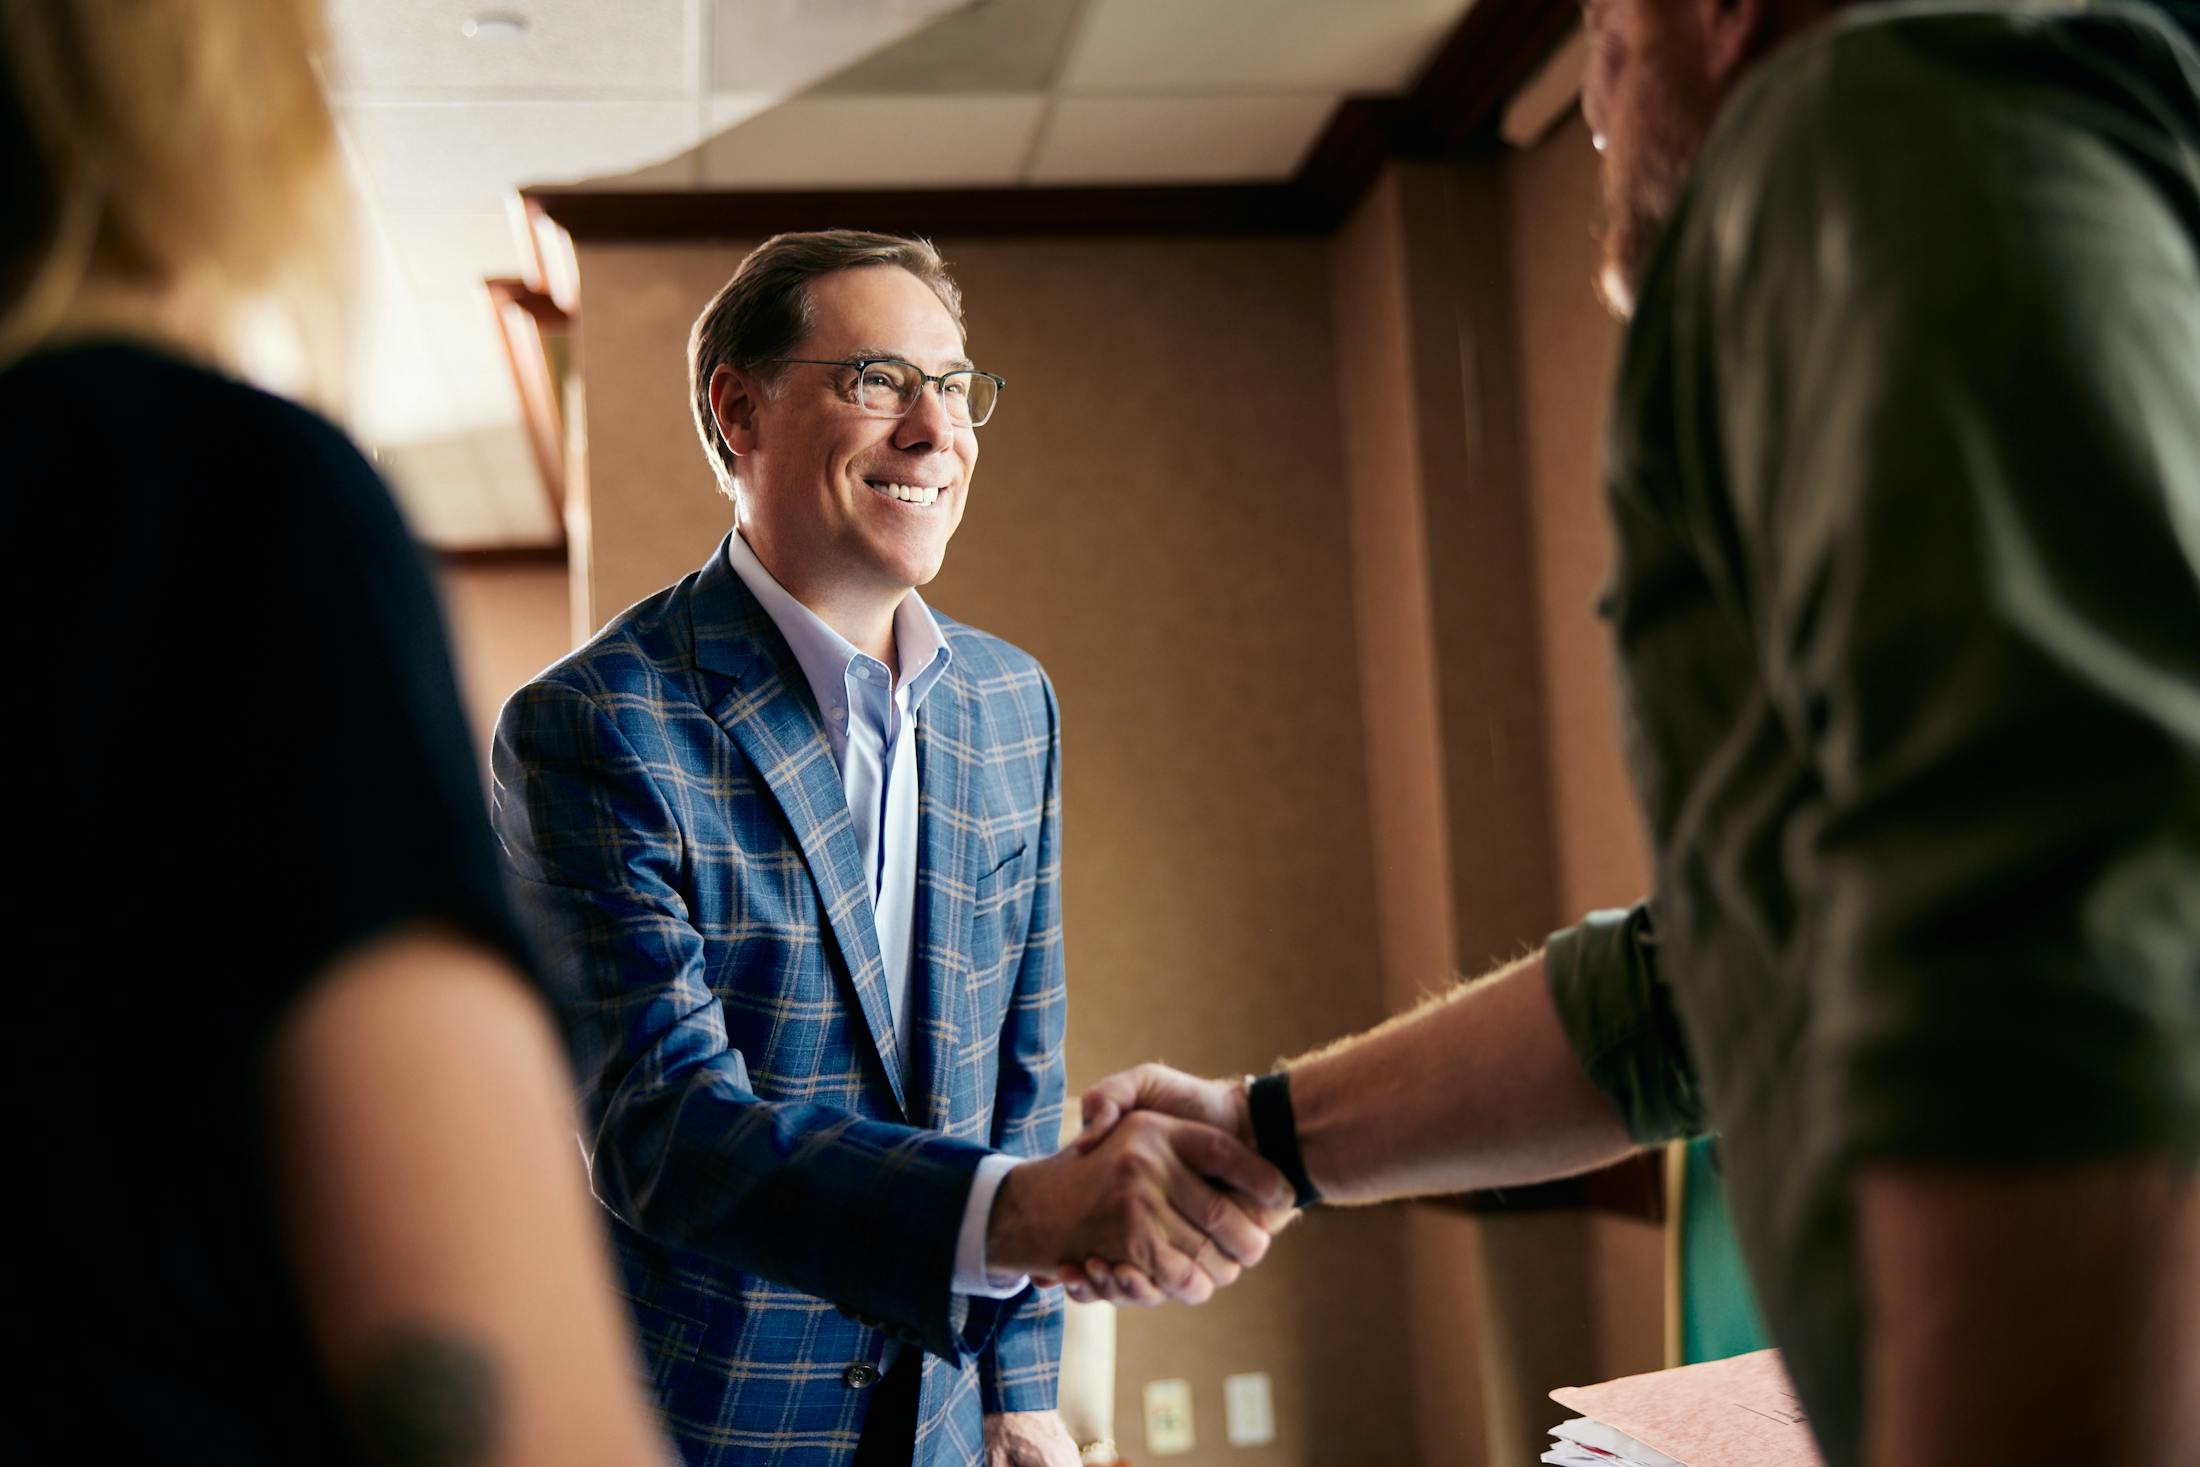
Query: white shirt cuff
[[954, 1153, 1032, 1298]]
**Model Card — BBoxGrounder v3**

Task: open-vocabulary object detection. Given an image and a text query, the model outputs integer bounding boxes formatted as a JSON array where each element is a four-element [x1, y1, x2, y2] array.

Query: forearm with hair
[[1285, 949, 1641, 1203]]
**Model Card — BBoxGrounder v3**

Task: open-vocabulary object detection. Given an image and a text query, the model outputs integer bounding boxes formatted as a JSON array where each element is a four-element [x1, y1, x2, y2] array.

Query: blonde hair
[[687, 230, 964, 498], [0, 0, 350, 388]]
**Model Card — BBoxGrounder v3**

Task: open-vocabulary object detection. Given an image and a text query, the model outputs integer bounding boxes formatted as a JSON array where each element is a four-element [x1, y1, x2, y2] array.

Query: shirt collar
[[724, 530, 952, 715]]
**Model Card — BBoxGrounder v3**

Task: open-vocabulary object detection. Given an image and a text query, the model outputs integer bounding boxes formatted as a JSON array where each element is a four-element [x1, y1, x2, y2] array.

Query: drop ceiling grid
[[317, 0, 1496, 547]]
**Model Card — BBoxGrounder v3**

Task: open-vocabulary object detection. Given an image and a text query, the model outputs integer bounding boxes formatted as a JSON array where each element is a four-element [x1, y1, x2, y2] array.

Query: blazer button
[[843, 1363, 881, 1390]]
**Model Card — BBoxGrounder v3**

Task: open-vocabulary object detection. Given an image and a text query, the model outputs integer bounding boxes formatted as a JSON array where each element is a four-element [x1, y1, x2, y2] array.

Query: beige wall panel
[[1387, 161, 1567, 970], [1333, 169, 1462, 1019], [1332, 169, 1494, 1465], [1502, 115, 1651, 914], [1489, 108, 1668, 1441], [1589, 1214, 1667, 1379], [438, 558, 576, 765], [572, 242, 740, 627], [570, 233, 1416, 1467]]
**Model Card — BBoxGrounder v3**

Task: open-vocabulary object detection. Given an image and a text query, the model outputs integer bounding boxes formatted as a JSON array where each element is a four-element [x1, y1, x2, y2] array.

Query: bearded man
[[1071, 5, 2200, 1465]]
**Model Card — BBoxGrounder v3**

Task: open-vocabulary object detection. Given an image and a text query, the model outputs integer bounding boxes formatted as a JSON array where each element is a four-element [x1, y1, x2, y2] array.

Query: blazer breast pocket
[[976, 842, 1027, 885], [971, 842, 1030, 926]]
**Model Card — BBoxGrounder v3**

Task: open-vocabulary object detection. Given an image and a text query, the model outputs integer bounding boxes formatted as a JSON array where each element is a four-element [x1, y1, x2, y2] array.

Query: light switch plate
[[1143, 1377, 1196, 1455], [1224, 1371, 1276, 1446]]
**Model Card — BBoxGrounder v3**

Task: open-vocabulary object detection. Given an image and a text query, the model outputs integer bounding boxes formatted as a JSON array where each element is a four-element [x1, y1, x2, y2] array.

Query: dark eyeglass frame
[[767, 356, 1007, 428]]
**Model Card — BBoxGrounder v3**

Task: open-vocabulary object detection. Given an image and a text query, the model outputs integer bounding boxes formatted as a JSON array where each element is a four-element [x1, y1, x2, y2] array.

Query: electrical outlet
[[1143, 1377, 1196, 1455], [1224, 1372, 1276, 1446]]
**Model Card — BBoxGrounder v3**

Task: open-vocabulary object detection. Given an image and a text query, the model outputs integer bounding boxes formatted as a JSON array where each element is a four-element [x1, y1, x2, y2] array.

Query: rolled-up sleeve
[[1546, 903, 1707, 1146]]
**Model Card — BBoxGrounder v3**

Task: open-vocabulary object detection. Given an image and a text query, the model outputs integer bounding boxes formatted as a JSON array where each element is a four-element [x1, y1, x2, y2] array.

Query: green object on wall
[[1679, 1135, 1771, 1364]]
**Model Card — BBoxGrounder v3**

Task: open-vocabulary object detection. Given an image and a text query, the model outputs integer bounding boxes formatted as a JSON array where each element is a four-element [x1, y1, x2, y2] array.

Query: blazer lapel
[[687, 535, 908, 1118], [911, 666, 982, 1133]]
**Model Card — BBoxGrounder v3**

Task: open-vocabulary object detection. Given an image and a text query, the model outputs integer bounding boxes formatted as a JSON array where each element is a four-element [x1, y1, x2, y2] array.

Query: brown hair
[[686, 230, 964, 497]]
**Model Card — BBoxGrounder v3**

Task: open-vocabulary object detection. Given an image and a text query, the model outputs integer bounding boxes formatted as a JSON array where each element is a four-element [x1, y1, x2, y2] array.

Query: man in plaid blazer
[[492, 232, 1287, 1467]]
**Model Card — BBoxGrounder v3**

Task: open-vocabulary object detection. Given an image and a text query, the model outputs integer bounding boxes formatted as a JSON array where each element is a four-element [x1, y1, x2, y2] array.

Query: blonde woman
[[0, 4, 671, 1464]]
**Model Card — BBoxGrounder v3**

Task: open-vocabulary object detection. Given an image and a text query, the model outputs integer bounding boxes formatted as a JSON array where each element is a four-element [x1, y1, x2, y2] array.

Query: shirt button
[[843, 1363, 881, 1389], [831, 707, 846, 722]]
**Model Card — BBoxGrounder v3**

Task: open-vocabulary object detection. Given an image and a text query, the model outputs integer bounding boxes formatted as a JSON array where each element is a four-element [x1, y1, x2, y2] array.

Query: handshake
[[985, 1064, 1298, 1308]]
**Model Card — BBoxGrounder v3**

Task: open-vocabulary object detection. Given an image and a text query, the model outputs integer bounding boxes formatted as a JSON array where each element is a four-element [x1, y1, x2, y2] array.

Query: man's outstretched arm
[[1264, 948, 1640, 1203], [1068, 948, 1644, 1302]]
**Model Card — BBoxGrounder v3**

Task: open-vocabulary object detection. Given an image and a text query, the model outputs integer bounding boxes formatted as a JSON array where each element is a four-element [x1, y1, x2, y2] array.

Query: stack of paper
[[1543, 1415, 1682, 1466], [1541, 1348, 1825, 1467]]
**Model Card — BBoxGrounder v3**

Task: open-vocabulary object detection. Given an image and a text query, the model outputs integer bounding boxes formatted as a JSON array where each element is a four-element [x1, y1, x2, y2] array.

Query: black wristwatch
[[1246, 1071, 1322, 1209]]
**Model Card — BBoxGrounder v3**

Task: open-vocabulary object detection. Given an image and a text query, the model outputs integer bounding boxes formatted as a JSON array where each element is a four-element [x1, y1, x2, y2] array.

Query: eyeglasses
[[768, 357, 1006, 428]]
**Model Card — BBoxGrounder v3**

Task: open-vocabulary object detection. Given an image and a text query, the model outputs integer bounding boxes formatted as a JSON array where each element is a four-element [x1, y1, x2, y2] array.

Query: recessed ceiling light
[[461, 11, 529, 41]]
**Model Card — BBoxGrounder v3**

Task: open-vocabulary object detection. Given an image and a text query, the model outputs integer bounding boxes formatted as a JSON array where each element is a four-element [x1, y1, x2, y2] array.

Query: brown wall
[[1498, 110, 1665, 1397], [1505, 114, 1652, 921], [438, 558, 574, 763], [1327, 150, 1663, 1467]]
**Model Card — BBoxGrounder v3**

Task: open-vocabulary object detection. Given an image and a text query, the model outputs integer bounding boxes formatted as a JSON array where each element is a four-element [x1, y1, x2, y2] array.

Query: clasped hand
[[988, 1065, 1290, 1306], [987, 1082, 1292, 1306]]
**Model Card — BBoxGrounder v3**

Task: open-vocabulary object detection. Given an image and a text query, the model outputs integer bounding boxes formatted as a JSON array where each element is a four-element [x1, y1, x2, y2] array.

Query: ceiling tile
[[339, 101, 702, 211], [696, 94, 1045, 188], [380, 430, 545, 546], [371, 408, 559, 548], [347, 284, 516, 442], [812, 0, 1084, 94], [1060, 0, 1473, 95], [707, 91, 782, 131], [1026, 94, 1335, 184], [469, 423, 564, 543], [378, 211, 533, 306], [411, 298, 526, 427], [710, 0, 971, 93], [327, 0, 701, 99]]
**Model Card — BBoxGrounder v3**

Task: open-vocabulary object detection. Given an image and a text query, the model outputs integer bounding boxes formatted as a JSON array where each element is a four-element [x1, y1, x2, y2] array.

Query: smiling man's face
[[727, 264, 978, 609]]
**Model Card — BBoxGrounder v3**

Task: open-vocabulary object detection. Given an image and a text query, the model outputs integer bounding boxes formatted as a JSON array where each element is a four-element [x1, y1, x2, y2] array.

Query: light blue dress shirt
[[725, 532, 1027, 1311]]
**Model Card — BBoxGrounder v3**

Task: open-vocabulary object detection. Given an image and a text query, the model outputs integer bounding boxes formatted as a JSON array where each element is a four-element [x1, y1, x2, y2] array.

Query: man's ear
[[709, 363, 762, 459], [1698, 0, 1767, 87]]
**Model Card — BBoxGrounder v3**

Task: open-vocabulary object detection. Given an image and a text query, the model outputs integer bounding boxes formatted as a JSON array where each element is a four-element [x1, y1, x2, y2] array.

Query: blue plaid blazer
[[491, 534, 1066, 1465]]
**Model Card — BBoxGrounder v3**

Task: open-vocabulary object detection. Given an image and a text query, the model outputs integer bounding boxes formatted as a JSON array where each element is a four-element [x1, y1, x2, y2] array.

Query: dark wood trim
[[490, 273, 570, 329], [1400, 0, 1583, 155], [525, 181, 1329, 241], [484, 276, 571, 530], [521, 196, 582, 312], [438, 543, 569, 569], [1291, 96, 1407, 230], [525, 0, 1576, 243]]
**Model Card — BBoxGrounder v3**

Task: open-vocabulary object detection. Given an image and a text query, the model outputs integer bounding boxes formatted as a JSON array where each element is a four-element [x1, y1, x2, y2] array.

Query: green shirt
[[1545, 5, 2200, 1462]]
